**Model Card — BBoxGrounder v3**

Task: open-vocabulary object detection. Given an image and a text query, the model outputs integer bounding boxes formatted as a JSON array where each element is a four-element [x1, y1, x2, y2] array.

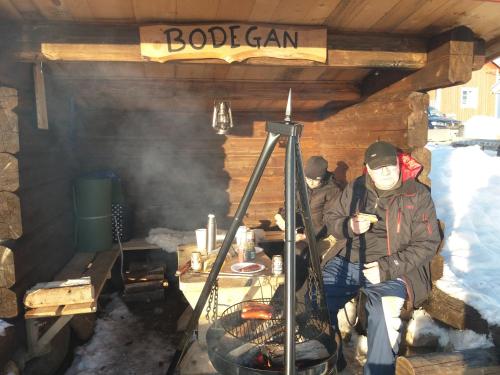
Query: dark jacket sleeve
[[378, 186, 441, 281], [323, 181, 355, 240]]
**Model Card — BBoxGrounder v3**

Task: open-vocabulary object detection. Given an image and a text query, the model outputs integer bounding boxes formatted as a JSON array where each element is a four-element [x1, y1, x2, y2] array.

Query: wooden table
[[177, 234, 284, 347]]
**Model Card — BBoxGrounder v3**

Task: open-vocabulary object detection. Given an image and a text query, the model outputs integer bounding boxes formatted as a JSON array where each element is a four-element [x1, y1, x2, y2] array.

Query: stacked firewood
[[123, 261, 168, 303]]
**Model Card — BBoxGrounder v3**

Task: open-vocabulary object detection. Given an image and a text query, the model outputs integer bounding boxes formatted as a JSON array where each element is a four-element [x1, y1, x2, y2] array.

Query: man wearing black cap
[[322, 141, 441, 375], [274, 155, 343, 240]]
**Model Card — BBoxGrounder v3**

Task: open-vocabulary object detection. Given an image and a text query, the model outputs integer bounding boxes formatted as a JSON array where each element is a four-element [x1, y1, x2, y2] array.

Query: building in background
[[429, 59, 500, 122]]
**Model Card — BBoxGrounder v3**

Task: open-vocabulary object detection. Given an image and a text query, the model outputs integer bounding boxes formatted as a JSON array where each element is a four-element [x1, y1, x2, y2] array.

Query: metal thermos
[[206, 214, 217, 253]]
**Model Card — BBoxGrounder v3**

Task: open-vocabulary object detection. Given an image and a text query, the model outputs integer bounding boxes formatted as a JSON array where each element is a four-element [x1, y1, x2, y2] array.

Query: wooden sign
[[140, 24, 327, 63]]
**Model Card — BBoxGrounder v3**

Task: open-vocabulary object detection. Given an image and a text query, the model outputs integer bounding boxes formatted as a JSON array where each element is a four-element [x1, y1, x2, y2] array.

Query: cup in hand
[[195, 229, 207, 251]]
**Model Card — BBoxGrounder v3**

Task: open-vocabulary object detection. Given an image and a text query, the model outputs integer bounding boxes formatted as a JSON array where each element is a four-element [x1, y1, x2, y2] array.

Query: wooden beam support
[[3, 23, 427, 69], [55, 78, 361, 103], [0, 246, 15, 288], [363, 27, 475, 96], [486, 36, 500, 62], [33, 61, 49, 130]]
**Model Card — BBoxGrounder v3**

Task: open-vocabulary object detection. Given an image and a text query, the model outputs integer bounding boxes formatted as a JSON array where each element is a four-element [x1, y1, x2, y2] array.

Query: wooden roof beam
[[362, 26, 477, 97], [52, 78, 361, 103], [3, 23, 427, 69]]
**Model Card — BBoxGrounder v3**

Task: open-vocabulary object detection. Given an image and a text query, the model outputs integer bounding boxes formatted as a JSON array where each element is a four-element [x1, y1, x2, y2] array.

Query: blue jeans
[[323, 257, 407, 375]]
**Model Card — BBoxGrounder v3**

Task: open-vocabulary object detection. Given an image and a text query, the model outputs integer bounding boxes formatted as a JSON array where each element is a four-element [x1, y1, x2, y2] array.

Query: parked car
[[427, 106, 462, 129]]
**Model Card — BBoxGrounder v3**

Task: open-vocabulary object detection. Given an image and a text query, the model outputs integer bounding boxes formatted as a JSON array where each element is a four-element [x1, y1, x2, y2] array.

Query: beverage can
[[272, 255, 283, 275], [191, 251, 202, 272], [244, 230, 256, 261]]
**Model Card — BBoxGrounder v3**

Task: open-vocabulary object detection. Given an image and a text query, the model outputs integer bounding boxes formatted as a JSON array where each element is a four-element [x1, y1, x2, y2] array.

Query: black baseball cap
[[305, 156, 328, 179], [364, 141, 398, 169]]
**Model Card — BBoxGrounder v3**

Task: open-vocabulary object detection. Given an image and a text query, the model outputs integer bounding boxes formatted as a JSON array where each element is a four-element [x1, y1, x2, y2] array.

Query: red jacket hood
[[398, 152, 422, 182]]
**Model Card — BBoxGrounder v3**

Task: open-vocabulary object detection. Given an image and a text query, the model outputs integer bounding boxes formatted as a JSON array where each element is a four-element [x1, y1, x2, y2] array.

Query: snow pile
[[407, 309, 493, 350], [65, 294, 175, 375], [429, 144, 500, 325], [0, 320, 12, 336], [463, 116, 500, 139], [146, 227, 196, 253]]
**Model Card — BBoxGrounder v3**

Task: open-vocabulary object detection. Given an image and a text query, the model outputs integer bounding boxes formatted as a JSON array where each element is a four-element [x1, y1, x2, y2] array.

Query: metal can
[[191, 251, 202, 272], [244, 230, 256, 261], [272, 255, 283, 276]]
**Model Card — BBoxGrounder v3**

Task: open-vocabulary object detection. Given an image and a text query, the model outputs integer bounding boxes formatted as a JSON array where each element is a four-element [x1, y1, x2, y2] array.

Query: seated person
[[273, 156, 343, 289], [322, 141, 441, 375]]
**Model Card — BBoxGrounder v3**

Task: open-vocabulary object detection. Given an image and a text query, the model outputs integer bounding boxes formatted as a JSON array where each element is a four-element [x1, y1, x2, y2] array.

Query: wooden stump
[[70, 313, 96, 341], [0, 153, 19, 192], [396, 348, 500, 375]]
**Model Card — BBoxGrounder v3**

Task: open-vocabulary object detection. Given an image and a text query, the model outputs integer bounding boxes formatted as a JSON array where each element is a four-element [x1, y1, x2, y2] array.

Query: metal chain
[[205, 280, 219, 322], [307, 267, 322, 307], [212, 281, 219, 321]]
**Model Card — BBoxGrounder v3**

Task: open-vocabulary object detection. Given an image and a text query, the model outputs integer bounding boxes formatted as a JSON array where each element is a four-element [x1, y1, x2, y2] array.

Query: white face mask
[[367, 162, 400, 190], [305, 177, 322, 189]]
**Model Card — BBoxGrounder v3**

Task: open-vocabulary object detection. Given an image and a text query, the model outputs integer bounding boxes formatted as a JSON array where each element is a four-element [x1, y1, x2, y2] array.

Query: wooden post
[[0, 246, 15, 288], [33, 61, 48, 130]]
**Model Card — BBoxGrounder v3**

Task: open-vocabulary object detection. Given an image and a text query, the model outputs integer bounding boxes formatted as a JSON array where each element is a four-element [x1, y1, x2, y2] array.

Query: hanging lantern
[[212, 100, 234, 135]]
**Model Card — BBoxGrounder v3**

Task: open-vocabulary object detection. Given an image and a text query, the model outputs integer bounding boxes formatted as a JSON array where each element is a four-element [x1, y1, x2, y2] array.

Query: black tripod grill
[[219, 299, 329, 347]]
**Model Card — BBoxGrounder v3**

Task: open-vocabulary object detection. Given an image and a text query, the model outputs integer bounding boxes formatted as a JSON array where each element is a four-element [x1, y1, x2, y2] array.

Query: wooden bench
[[23, 248, 119, 359]]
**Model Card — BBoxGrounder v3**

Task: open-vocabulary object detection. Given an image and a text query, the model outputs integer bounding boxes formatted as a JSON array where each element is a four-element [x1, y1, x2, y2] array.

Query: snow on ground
[[146, 227, 196, 253], [463, 116, 500, 139], [65, 294, 176, 375], [428, 144, 500, 326], [407, 309, 493, 350], [0, 320, 12, 336]]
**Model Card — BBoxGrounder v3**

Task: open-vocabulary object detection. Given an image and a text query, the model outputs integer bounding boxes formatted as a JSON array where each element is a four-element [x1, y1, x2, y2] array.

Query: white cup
[[195, 229, 207, 251], [236, 226, 248, 248]]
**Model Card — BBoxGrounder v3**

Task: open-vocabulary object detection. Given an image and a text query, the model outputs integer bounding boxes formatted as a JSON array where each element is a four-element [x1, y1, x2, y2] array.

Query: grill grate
[[219, 298, 329, 346]]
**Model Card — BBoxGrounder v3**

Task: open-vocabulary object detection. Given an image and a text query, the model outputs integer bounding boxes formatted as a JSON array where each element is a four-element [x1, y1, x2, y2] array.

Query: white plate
[[231, 262, 265, 274]]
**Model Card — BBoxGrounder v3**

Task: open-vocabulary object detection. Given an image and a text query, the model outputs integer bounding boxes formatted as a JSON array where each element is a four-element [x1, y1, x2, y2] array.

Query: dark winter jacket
[[323, 154, 441, 307], [279, 172, 343, 239]]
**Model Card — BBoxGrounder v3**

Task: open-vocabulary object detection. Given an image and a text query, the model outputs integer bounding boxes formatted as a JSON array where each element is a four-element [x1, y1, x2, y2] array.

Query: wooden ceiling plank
[[270, 0, 321, 24], [215, 0, 255, 22], [8, 0, 43, 20], [0, 0, 22, 19], [31, 0, 74, 21], [85, 0, 135, 21], [339, 0, 402, 31], [369, 0, 423, 32], [303, 0, 342, 24], [175, 0, 220, 22], [131, 0, 176, 23], [65, 0, 93, 21], [392, 0, 458, 34], [247, 0, 281, 23], [324, 0, 367, 31]]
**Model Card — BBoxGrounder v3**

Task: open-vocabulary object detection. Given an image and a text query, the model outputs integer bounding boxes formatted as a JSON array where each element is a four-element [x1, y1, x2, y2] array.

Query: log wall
[[75, 92, 427, 234], [0, 62, 77, 303]]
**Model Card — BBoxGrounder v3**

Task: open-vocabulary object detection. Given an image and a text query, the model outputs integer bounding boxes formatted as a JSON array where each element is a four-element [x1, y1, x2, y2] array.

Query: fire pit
[[206, 298, 338, 374]]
